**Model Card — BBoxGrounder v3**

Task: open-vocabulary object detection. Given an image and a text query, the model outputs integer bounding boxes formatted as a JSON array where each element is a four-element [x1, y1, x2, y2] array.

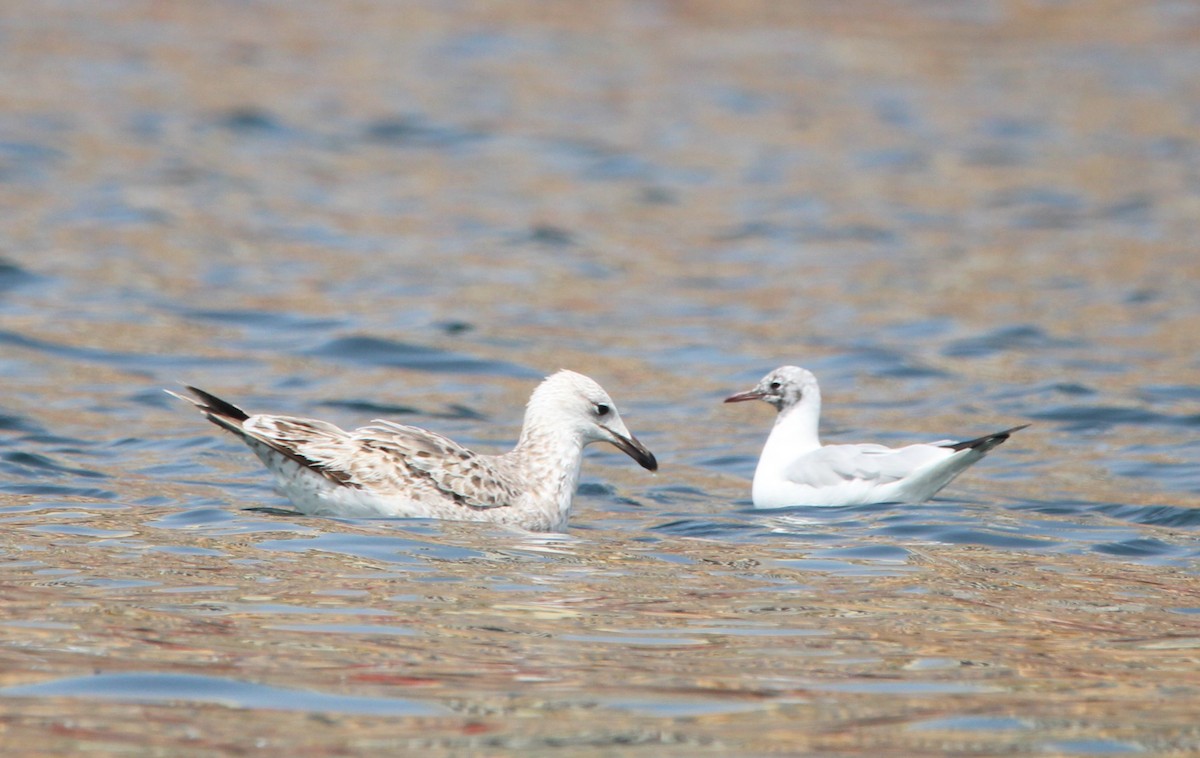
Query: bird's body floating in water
[[170, 370, 656, 532], [725, 366, 1025, 508]]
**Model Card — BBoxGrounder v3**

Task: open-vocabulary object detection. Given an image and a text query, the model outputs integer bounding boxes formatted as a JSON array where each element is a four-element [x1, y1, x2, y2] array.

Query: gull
[[724, 366, 1026, 508], [169, 370, 657, 531]]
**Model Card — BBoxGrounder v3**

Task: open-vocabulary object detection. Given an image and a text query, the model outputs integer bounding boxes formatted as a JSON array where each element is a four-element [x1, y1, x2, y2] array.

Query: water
[[2, 1, 1199, 753], [0, 673, 444, 717]]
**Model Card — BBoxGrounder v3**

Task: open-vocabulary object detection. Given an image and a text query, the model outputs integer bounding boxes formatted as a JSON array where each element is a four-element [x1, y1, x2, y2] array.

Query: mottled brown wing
[[349, 421, 523, 509], [239, 415, 361, 486]]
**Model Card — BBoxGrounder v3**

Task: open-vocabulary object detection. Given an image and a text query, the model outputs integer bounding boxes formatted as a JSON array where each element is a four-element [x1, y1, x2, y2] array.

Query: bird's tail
[[941, 424, 1029, 453], [165, 386, 251, 436]]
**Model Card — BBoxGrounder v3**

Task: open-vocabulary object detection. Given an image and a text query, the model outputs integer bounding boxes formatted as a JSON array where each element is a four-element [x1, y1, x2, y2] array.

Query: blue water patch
[[1092, 537, 1175, 557], [363, 114, 488, 150], [0, 483, 119, 500], [650, 516, 772, 542], [435, 30, 524, 60], [711, 85, 772, 115], [810, 544, 911, 562], [214, 107, 291, 136], [0, 329, 248, 373], [641, 484, 717, 505], [696, 453, 757, 474], [989, 187, 1087, 229], [178, 307, 345, 333], [53, 192, 171, 227], [1087, 504, 1200, 529], [770, 558, 912, 576], [318, 398, 486, 421], [856, 147, 928, 172], [256, 532, 486, 563], [148, 545, 226, 557], [977, 116, 1046, 140], [721, 219, 900, 246], [148, 507, 316, 536], [687, 624, 827, 637], [560, 633, 707, 647], [919, 527, 1059, 550], [0, 411, 39, 433], [1139, 384, 1200, 402], [73, 577, 160, 590], [1029, 405, 1200, 432], [943, 324, 1080, 358], [536, 137, 699, 185], [23, 524, 134, 538], [1101, 194, 1155, 228], [0, 259, 43, 295], [224, 604, 395, 617], [265, 623, 419, 636], [1040, 739, 1145, 755], [0, 141, 63, 185], [511, 223, 576, 249], [0, 672, 445, 716], [305, 335, 538, 377], [963, 142, 1027, 167], [603, 698, 767, 717], [811, 680, 998, 695], [2, 451, 107, 479], [807, 345, 949, 380], [908, 715, 1031, 732], [1108, 459, 1200, 493]]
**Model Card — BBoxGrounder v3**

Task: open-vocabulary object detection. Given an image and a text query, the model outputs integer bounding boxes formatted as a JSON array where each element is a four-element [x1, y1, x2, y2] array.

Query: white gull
[[724, 366, 1026, 508], [169, 370, 657, 531]]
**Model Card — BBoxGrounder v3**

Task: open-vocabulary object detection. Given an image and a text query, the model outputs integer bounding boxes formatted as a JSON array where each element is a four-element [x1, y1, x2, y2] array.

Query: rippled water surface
[[2, 1, 1199, 754]]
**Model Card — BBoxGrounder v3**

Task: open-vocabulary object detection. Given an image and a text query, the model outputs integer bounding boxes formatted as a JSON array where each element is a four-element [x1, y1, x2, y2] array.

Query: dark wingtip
[[179, 385, 251, 422], [943, 423, 1029, 452]]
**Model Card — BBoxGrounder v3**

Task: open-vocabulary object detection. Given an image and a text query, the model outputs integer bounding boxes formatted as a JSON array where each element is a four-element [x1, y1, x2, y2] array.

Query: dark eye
[[595, 403, 610, 417], [769, 381, 782, 391]]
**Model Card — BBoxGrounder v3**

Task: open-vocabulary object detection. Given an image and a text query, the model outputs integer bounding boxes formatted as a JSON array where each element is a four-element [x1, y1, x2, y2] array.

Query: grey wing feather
[[787, 443, 949, 486]]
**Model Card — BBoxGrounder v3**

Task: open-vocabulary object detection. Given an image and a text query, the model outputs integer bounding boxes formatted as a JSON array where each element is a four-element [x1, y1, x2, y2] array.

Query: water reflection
[[1, 0, 1199, 753], [0, 673, 445, 716]]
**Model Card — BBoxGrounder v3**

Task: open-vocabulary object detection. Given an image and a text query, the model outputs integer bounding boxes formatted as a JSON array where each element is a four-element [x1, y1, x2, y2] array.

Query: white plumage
[[725, 366, 1025, 508]]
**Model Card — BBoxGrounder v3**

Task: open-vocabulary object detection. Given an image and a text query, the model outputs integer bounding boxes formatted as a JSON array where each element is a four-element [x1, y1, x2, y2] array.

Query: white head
[[524, 370, 657, 471], [724, 365, 821, 415]]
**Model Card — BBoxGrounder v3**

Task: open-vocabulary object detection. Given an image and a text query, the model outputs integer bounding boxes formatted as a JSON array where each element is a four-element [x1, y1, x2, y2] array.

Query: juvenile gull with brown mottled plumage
[[169, 370, 657, 531]]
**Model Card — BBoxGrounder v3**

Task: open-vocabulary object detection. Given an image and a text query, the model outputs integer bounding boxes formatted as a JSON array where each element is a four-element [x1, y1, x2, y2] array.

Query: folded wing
[[351, 420, 522, 509], [238, 416, 521, 510], [785, 443, 951, 487]]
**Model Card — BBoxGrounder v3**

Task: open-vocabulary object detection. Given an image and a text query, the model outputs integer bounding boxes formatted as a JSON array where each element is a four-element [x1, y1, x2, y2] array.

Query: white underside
[[751, 447, 988, 508]]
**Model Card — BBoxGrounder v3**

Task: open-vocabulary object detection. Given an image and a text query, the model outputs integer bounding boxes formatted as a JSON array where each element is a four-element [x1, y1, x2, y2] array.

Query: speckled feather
[[169, 370, 657, 531]]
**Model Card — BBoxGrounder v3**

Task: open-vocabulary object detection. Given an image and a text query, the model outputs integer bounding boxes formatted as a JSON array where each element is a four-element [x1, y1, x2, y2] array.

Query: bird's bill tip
[[723, 389, 765, 403], [608, 431, 658, 472]]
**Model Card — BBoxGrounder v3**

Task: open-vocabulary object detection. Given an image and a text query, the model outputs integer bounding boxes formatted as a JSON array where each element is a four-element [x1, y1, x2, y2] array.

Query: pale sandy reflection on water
[[2, 1, 1200, 754]]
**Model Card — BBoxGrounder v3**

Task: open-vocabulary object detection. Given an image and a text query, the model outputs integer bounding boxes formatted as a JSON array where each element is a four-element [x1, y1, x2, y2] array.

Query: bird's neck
[[760, 396, 822, 467], [513, 422, 585, 524]]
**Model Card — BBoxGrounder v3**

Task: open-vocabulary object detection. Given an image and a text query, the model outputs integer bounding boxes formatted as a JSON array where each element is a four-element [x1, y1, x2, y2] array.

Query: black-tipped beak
[[607, 430, 658, 472], [724, 389, 765, 403]]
